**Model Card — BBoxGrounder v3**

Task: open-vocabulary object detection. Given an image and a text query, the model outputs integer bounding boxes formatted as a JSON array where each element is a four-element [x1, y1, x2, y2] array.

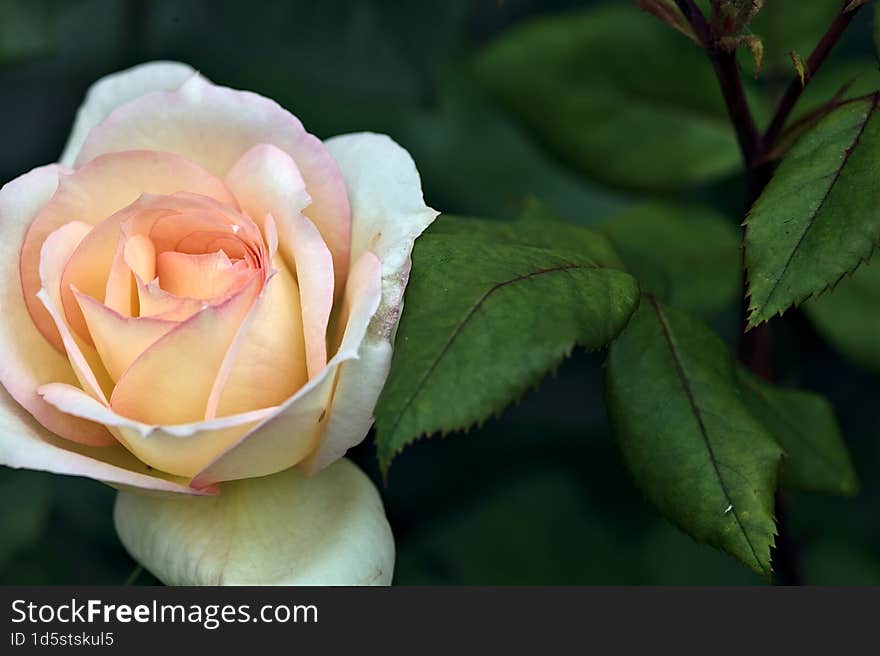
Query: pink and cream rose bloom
[[0, 62, 437, 585]]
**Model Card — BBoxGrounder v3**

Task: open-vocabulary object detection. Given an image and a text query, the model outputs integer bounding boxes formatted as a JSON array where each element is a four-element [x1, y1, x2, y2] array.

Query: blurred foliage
[[597, 202, 740, 316], [473, 4, 748, 192], [0, 1, 58, 62], [737, 367, 858, 496], [1, 0, 879, 585], [397, 79, 629, 221], [805, 259, 880, 375]]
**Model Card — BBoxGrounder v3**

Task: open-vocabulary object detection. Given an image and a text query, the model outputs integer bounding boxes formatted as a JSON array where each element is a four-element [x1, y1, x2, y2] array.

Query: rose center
[[59, 192, 268, 344]]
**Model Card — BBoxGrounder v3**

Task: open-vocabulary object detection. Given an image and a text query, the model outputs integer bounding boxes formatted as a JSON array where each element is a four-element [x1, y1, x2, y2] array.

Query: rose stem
[[671, 0, 867, 585]]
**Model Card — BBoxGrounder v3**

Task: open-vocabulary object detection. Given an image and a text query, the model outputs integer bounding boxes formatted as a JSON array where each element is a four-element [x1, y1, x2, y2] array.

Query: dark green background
[[1, 0, 878, 585]]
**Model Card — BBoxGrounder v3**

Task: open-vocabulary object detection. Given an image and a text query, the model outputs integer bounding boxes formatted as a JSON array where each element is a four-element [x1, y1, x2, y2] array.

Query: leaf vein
[[757, 94, 879, 313], [384, 263, 596, 446], [649, 296, 767, 575]]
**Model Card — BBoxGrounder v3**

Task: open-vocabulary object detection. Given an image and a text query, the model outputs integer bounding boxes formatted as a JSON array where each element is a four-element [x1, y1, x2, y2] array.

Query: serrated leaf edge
[[377, 264, 638, 477], [744, 92, 880, 329], [649, 297, 776, 578]]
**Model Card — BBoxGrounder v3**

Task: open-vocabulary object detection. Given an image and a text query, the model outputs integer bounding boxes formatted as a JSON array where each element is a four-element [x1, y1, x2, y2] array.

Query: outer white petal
[[114, 459, 394, 585], [301, 339, 392, 475], [303, 133, 438, 473], [0, 385, 214, 496], [60, 61, 195, 166], [325, 133, 438, 334]]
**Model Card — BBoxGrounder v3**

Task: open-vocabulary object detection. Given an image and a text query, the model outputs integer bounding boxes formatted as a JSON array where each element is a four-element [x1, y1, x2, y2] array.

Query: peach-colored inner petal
[[60, 193, 266, 344], [21, 151, 237, 352], [206, 258, 307, 419], [135, 276, 208, 321], [75, 289, 177, 382], [109, 273, 261, 424], [103, 238, 137, 317], [38, 222, 114, 404], [124, 234, 157, 282], [156, 250, 251, 300]]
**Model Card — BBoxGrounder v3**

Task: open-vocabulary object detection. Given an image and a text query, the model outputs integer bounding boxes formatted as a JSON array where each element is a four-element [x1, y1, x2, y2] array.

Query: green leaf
[[805, 255, 880, 373], [606, 298, 783, 577], [794, 60, 880, 125], [745, 93, 880, 327], [737, 368, 858, 496], [431, 198, 627, 267], [598, 202, 741, 316], [473, 4, 750, 192], [375, 215, 640, 473]]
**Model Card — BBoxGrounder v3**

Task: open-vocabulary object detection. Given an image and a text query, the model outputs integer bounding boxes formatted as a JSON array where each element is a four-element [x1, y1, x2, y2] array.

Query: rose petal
[[191, 251, 382, 486], [124, 234, 156, 280], [206, 259, 308, 419], [60, 61, 196, 166], [303, 134, 438, 471], [22, 150, 236, 350], [263, 213, 279, 259], [75, 73, 350, 287], [60, 191, 258, 345], [38, 223, 115, 403], [103, 237, 137, 317], [75, 291, 177, 382], [144, 192, 262, 255], [226, 142, 347, 296], [38, 222, 115, 402], [225, 145, 337, 378], [114, 459, 394, 585], [0, 384, 212, 494], [325, 133, 438, 336], [109, 274, 260, 424], [281, 213, 334, 378], [36, 289, 112, 404], [40, 383, 273, 478], [58, 206, 170, 344], [156, 249, 250, 300], [224, 144, 310, 233], [135, 275, 206, 321], [0, 165, 112, 446], [280, 214, 334, 378], [300, 339, 392, 475]]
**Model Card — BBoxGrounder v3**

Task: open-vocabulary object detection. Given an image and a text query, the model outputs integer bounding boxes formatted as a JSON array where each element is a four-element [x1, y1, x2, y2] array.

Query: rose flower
[[0, 62, 437, 585]]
